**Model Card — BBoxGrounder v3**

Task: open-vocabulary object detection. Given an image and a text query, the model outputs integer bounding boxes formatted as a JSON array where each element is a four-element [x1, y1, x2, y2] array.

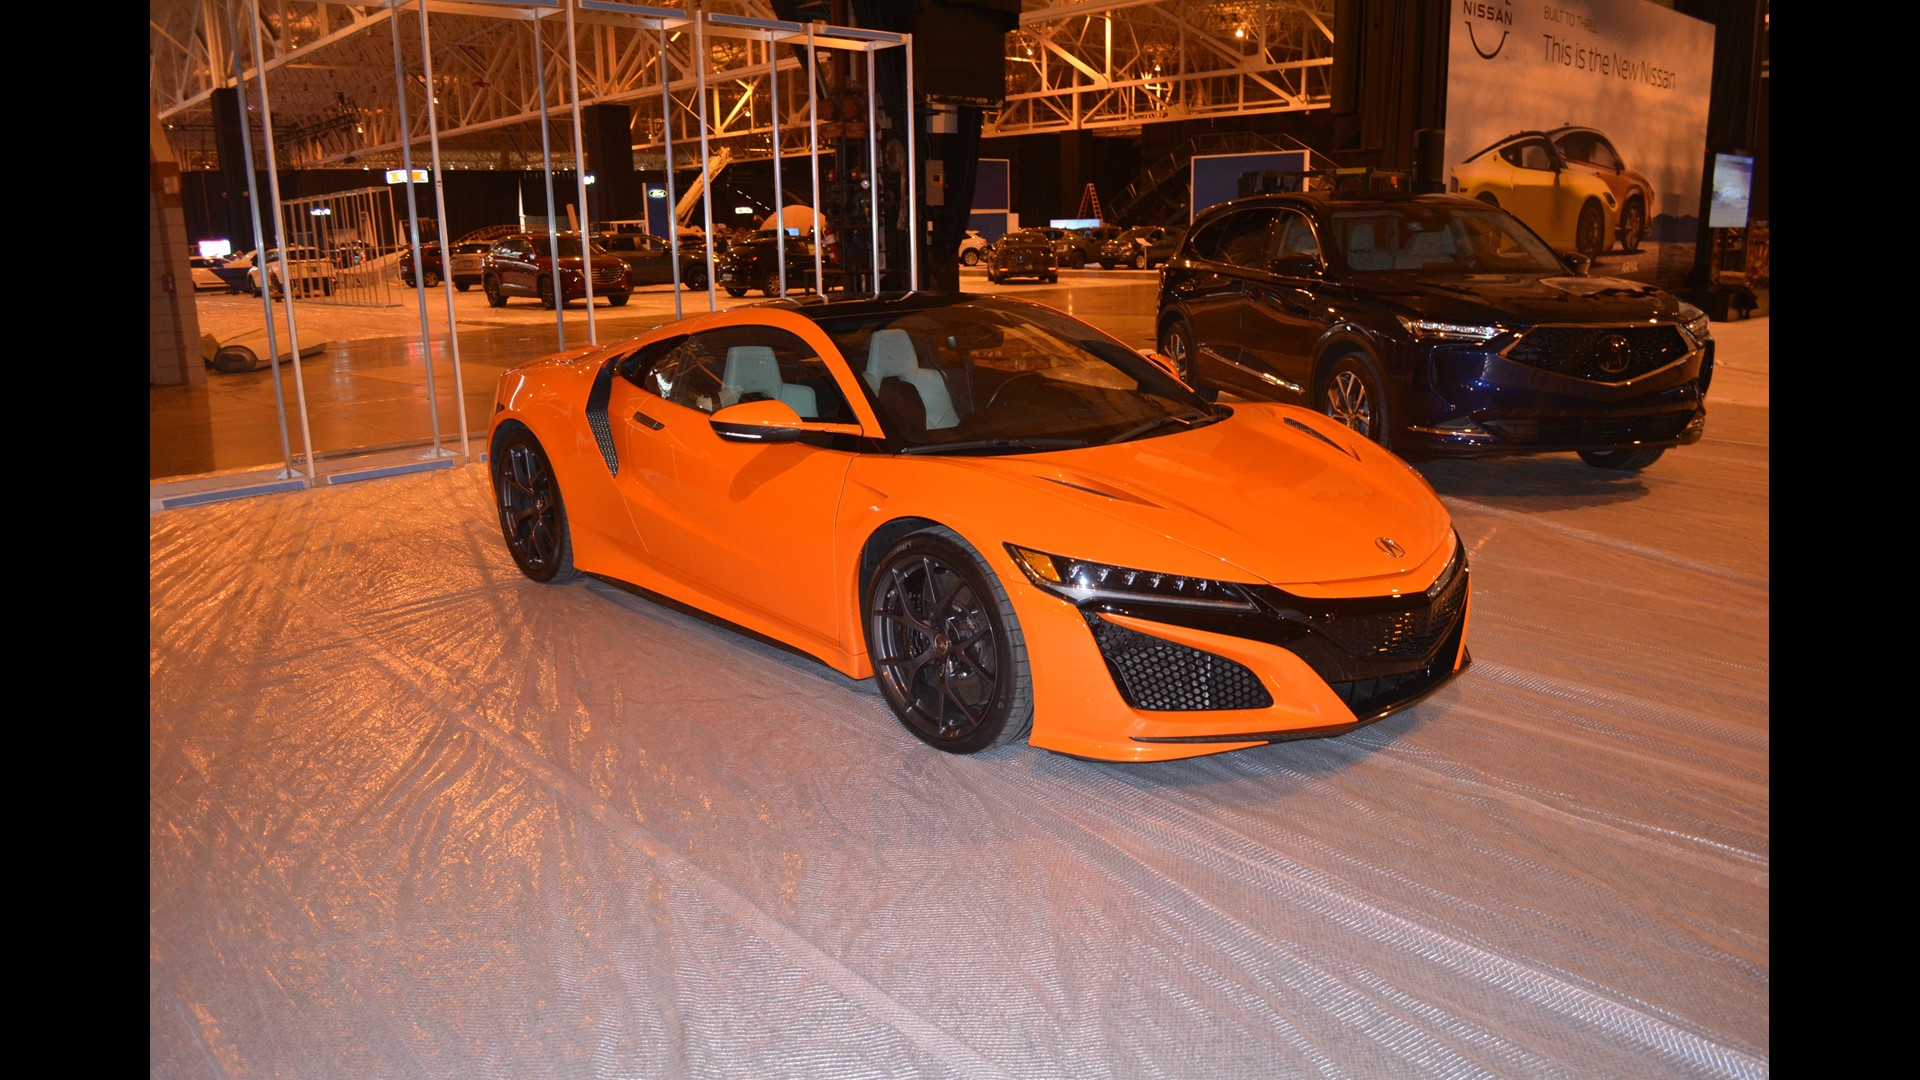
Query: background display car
[[957, 229, 988, 266], [188, 254, 231, 292], [1547, 125, 1655, 254], [716, 233, 819, 297], [245, 245, 338, 299], [1140, 224, 1188, 269], [1448, 130, 1620, 260], [486, 292, 1471, 763], [482, 232, 632, 308], [398, 240, 491, 291], [593, 231, 711, 290], [1052, 225, 1119, 269], [1155, 191, 1713, 471], [985, 229, 1058, 284], [1098, 225, 1165, 269]]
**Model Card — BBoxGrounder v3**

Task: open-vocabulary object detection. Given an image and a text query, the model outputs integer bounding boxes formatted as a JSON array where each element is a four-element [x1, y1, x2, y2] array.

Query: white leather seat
[[722, 345, 817, 418], [863, 329, 959, 430], [1345, 223, 1390, 272]]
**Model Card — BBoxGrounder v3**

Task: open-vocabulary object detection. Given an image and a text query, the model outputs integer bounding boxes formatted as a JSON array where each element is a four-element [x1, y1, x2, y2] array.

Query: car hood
[[1346, 272, 1687, 323], [931, 404, 1453, 591]]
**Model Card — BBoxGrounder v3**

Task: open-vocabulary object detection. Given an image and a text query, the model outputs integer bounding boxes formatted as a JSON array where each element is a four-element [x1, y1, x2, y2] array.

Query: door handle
[[631, 409, 664, 430]]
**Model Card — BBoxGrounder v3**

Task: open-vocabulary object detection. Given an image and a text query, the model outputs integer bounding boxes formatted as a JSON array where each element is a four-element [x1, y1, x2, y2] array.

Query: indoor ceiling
[[149, 1, 1335, 174]]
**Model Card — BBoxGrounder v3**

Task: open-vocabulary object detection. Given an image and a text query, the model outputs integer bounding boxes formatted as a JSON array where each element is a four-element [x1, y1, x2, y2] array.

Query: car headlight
[[1006, 545, 1258, 610], [1397, 316, 1503, 343], [1677, 302, 1712, 344]]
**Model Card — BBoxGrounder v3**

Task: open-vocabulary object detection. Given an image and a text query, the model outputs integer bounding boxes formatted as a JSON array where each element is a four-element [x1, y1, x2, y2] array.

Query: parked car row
[[963, 223, 1186, 273]]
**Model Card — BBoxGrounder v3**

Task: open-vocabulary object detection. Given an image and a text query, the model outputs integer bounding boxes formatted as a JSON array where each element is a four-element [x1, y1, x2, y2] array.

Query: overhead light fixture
[[386, 168, 428, 184]]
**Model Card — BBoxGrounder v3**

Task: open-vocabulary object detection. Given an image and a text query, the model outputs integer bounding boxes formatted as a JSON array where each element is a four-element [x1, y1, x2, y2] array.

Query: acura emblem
[[1596, 334, 1631, 375], [1375, 537, 1405, 558]]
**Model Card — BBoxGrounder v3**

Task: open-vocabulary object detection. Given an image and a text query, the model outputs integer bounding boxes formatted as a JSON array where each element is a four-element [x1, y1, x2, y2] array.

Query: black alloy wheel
[[422, 268, 441, 289], [491, 429, 579, 584], [484, 275, 508, 308], [538, 276, 557, 309], [866, 527, 1033, 754], [1320, 352, 1392, 449], [725, 286, 748, 298]]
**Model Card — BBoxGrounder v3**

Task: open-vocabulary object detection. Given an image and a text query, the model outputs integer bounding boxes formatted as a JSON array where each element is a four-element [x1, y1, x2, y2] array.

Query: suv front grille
[[1504, 324, 1691, 382], [1477, 411, 1694, 445], [591, 265, 627, 288]]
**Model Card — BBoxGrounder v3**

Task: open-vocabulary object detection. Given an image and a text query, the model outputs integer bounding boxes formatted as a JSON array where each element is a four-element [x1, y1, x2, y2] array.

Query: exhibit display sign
[[1444, 0, 1714, 264]]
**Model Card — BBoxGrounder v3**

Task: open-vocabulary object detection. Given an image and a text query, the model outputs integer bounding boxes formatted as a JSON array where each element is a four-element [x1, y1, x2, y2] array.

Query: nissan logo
[[1597, 334, 1632, 375], [1375, 537, 1405, 558]]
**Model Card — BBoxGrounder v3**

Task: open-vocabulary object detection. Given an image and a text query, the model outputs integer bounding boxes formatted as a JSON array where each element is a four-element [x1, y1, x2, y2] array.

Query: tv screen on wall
[[1709, 153, 1754, 229]]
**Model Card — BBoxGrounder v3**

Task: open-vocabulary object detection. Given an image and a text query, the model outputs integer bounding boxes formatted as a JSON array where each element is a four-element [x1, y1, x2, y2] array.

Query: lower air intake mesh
[[1087, 614, 1273, 711]]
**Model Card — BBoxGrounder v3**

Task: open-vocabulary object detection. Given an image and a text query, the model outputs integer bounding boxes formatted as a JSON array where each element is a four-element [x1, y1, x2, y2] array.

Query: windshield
[[817, 297, 1219, 454], [1329, 204, 1565, 274]]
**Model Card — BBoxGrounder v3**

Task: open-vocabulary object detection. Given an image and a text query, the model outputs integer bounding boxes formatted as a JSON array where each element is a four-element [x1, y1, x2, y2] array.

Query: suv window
[[1188, 208, 1281, 269]]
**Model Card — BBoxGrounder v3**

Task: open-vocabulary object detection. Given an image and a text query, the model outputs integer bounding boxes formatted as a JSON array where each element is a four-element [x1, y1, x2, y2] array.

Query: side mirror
[[1557, 251, 1593, 277], [709, 399, 866, 443], [1268, 253, 1322, 277]]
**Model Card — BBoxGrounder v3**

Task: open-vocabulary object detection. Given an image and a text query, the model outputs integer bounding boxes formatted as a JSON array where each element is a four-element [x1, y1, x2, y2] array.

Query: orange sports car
[[487, 293, 1471, 762]]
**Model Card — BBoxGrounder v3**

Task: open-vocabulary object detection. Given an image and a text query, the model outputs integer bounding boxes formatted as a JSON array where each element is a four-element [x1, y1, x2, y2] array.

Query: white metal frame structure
[[153, 0, 911, 501]]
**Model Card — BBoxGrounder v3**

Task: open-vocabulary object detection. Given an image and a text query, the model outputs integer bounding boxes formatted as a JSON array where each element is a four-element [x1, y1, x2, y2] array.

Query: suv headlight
[[1677, 302, 1712, 345], [1396, 316, 1503, 343], [1006, 545, 1257, 610]]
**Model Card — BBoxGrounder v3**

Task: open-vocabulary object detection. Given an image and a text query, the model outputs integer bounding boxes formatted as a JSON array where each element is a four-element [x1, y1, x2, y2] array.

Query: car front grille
[[1297, 559, 1469, 662], [1504, 324, 1691, 382], [591, 265, 626, 287], [1085, 613, 1274, 711], [1081, 543, 1469, 718]]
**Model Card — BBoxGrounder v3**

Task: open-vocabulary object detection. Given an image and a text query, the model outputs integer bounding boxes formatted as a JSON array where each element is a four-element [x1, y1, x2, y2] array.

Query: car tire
[[866, 525, 1034, 755], [1619, 199, 1645, 255], [1131, 250, 1147, 270], [1045, 274, 1058, 284], [491, 428, 580, 584], [961, 249, 980, 267], [1099, 261, 1115, 270], [1577, 448, 1664, 471], [607, 293, 629, 307], [1068, 251, 1085, 269], [484, 275, 508, 308], [1576, 200, 1606, 260], [1158, 317, 1217, 403], [538, 276, 557, 309], [725, 286, 748, 298], [456, 282, 471, 292], [211, 345, 260, 374], [422, 269, 440, 289], [1319, 351, 1393, 450], [684, 270, 708, 291], [762, 271, 782, 297]]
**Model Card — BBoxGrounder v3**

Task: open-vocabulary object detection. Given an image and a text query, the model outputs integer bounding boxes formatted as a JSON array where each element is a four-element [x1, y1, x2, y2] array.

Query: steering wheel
[[984, 370, 1046, 410]]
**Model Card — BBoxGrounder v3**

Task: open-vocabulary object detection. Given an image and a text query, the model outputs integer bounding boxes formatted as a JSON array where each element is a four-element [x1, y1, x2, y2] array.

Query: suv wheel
[[484, 275, 508, 308]]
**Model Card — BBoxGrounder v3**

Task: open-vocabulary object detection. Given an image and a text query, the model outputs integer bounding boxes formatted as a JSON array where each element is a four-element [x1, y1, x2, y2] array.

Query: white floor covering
[[151, 319, 1769, 1079]]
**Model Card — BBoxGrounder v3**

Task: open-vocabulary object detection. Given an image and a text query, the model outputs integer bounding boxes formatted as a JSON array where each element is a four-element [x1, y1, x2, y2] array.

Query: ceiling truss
[[150, 1, 1335, 173]]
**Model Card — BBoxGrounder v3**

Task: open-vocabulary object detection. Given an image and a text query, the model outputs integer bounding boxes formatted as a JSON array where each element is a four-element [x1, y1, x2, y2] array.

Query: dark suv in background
[[717, 233, 820, 297], [481, 232, 632, 308], [1154, 191, 1713, 471]]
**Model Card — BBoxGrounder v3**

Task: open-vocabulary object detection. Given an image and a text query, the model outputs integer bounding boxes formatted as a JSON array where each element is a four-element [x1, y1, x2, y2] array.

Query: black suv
[[717, 234, 819, 297], [1154, 191, 1713, 471]]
